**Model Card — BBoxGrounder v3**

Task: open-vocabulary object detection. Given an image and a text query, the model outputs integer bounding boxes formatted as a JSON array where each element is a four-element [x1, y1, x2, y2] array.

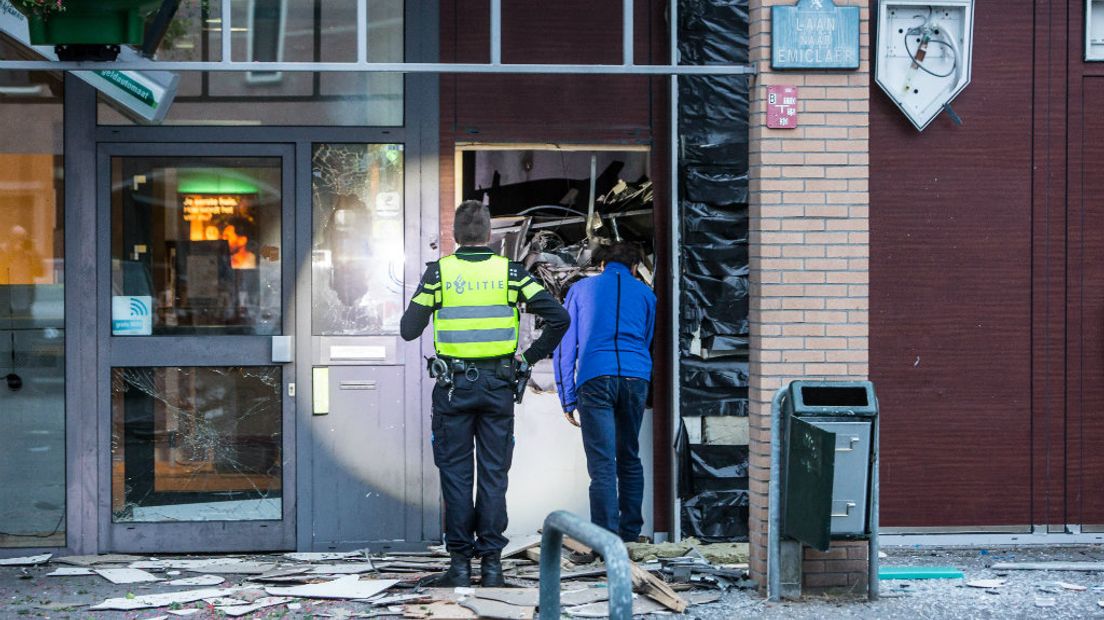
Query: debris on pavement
[[966, 579, 1007, 589], [0, 553, 51, 566], [0, 533, 748, 618], [991, 561, 1104, 572]]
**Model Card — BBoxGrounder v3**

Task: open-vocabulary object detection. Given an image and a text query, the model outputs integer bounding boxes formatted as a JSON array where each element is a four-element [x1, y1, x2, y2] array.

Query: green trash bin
[[781, 381, 877, 552]]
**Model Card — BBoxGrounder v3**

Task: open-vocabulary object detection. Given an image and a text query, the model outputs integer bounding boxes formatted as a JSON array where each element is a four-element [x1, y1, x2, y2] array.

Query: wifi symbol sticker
[[111, 296, 153, 336]]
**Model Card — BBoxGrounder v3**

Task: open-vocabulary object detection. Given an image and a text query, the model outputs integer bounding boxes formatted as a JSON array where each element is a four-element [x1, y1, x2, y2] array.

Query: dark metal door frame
[[96, 141, 297, 552]]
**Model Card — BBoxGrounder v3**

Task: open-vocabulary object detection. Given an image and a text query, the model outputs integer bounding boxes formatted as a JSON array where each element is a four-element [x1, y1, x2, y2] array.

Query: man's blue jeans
[[577, 375, 649, 542]]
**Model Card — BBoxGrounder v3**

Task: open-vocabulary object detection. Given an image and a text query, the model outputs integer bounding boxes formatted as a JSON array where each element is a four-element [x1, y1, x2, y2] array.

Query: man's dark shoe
[[479, 553, 505, 587], [436, 553, 472, 587]]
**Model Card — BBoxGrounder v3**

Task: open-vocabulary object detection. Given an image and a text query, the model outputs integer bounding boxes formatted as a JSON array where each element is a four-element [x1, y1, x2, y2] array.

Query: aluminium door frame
[[95, 141, 297, 552]]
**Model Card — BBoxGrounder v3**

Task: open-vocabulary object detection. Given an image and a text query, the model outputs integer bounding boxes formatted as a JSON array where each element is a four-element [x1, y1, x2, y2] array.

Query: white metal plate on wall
[[1088, 1, 1104, 61], [875, 1, 974, 131]]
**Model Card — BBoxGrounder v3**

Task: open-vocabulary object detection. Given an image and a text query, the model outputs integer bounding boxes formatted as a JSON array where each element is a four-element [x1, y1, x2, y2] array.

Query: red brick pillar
[[746, 0, 872, 595]]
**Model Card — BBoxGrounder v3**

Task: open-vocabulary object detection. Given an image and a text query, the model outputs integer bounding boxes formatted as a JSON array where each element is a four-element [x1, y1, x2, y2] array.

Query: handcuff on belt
[[427, 356, 531, 404]]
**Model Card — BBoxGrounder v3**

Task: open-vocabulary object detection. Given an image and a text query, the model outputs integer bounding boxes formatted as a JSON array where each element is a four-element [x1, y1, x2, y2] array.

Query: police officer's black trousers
[[431, 368, 515, 559]]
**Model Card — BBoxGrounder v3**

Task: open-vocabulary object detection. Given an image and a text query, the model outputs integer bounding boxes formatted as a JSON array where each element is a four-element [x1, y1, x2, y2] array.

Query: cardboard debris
[[630, 562, 689, 612], [265, 575, 398, 600], [472, 588, 540, 607], [90, 587, 243, 611], [219, 596, 295, 617], [565, 596, 668, 618], [46, 567, 96, 577], [56, 554, 143, 566], [992, 562, 1104, 572], [95, 568, 163, 584], [166, 574, 225, 586], [560, 586, 610, 607], [404, 601, 477, 619], [166, 610, 202, 617], [501, 535, 543, 559], [0, 553, 51, 566], [458, 596, 534, 620]]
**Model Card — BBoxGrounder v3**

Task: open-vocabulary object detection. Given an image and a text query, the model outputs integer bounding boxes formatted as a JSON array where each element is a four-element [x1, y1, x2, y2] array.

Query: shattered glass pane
[[0, 84, 66, 548], [110, 158, 283, 336], [111, 367, 283, 523], [312, 144, 405, 336]]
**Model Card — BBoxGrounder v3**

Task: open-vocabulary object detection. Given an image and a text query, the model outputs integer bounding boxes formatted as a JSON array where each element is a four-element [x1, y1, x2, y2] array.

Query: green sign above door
[[771, 0, 861, 70]]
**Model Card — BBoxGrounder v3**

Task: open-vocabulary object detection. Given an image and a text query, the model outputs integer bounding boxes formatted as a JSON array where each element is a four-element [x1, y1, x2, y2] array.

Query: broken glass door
[[102, 146, 295, 552]]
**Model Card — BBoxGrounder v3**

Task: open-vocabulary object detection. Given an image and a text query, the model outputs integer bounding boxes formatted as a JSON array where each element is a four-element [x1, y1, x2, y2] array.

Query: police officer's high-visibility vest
[[433, 254, 519, 359]]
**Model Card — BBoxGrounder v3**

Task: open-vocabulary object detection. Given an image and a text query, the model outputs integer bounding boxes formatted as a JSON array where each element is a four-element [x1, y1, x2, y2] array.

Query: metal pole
[[490, 0, 502, 65], [0, 60, 755, 74], [539, 511, 633, 620], [668, 0, 682, 546], [767, 387, 787, 601], [356, 0, 368, 64], [585, 154, 597, 242], [220, 0, 231, 63], [622, 0, 634, 66], [868, 400, 881, 601]]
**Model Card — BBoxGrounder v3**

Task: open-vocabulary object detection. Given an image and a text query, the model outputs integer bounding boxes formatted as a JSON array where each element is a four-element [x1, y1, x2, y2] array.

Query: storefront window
[[111, 366, 282, 523], [0, 74, 65, 547], [311, 144, 405, 335], [110, 157, 282, 336], [97, 0, 404, 126]]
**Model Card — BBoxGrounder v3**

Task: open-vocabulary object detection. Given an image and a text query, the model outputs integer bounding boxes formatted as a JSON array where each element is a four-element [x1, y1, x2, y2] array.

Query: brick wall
[[746, 0, 871, 594]]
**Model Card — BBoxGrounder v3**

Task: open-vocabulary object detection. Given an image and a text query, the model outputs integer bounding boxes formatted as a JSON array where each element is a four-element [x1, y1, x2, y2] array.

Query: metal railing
[[539, 510, 633, 620]]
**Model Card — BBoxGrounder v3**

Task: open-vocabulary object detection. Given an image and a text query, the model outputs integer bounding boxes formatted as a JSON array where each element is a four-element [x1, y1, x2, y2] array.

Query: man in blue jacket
[[553, 241, 656, 542]]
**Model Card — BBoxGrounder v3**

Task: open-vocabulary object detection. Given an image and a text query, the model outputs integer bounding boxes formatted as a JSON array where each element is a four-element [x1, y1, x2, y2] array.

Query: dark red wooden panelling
[[870, 2, 1036, 527]]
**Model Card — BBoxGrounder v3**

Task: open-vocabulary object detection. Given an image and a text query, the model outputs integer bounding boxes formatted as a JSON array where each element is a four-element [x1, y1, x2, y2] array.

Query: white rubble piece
[[95, 568, 164, 584], [966, 579, 1007, 589], [56, 554, 143, 566], [1057, 581, 1089, 591], [992, 562, 1104, 572], [265, 575, 398, 600], [307, 562, 376, 575], [219, 596, 295, 617], [0, 554, 51, 566], [46, 567, 96, 577], [501, 535, 543, 559], [166, 610, 202, 617], [285, 551, 365, 562], [167, 574, 226, 586], [90, 587, 243, 611]]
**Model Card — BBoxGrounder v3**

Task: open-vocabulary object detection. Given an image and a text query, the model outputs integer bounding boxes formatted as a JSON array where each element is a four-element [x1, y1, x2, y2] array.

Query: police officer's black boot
[[480, 552, 505, 587], [436, 553, 471, 587]]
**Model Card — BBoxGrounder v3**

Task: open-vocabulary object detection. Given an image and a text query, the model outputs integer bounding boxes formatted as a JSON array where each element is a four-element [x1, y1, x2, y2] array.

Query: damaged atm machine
[[459, 147, 660, 536]]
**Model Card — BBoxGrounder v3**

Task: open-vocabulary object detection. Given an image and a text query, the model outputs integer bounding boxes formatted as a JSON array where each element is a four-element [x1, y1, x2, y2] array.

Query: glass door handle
[[271, 336, 294, 363]]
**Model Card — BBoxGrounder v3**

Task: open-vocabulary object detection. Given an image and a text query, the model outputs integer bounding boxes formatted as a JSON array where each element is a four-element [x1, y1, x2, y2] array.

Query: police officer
[[400, 200, 569, 587]]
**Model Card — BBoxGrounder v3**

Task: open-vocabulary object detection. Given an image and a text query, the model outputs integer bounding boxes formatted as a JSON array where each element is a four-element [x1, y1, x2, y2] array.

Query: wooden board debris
[[630, 562, 688, 612], [458, 596, 534, 619]]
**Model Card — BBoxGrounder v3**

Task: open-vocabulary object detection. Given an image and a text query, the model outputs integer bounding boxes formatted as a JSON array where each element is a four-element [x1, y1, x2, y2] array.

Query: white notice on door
[[112, 296, 153, 336]]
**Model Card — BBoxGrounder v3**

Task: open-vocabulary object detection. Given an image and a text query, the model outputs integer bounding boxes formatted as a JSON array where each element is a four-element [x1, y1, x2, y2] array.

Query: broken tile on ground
[[95, 567, 164, 584], [265, 575, 398, 600], [0, 553, 52, 566]]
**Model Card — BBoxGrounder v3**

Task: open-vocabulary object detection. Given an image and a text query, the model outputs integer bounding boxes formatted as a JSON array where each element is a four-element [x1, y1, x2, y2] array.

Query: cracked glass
[[312, 144, 405, 335], [111, 366, 282, 523], [0, 71, 66, 547], [110, 157, 283, 336]]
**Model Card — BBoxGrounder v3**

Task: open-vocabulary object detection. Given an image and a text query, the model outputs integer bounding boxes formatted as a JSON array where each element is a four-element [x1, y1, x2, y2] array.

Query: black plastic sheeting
[[682, 491, 751, 542], [677, 0, 750, 542]]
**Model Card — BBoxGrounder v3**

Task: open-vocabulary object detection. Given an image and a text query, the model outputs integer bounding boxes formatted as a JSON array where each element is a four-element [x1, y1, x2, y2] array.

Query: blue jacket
[[553, 262, 656, 413]]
